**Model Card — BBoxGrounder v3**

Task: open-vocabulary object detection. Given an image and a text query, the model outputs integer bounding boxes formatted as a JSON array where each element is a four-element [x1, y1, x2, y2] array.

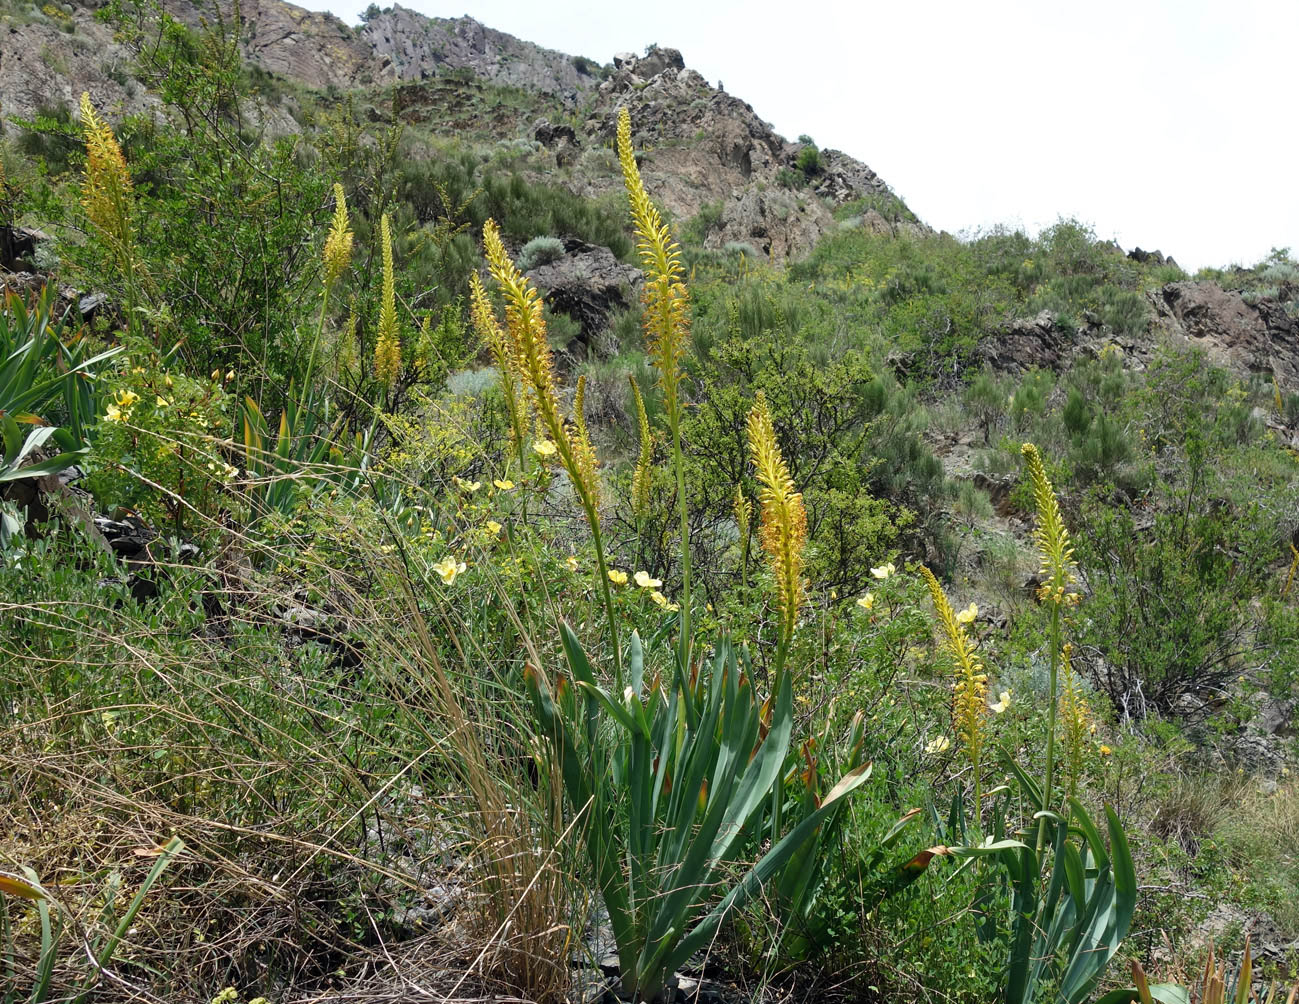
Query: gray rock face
[[524, 239, 643, 351], [359, 7, 596, 108]]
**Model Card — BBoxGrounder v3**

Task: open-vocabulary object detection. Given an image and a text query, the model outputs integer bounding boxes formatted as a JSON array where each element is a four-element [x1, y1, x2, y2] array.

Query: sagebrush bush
[[515, 234, 565, 271]]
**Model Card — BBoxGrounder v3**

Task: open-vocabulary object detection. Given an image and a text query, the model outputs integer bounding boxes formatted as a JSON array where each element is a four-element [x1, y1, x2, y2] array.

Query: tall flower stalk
[[79, 93, 139, 336], [299, 183, 352, 419], [746, 391, 807, 693], [1058, 644, 1093, 801], [920, 565, 989, 828], [481, 219, 620, 681], [469, 272, 528, 473], [1021, 442, 1079, 852], [617, 109, 693, 663], [373, 214, 402, 392]]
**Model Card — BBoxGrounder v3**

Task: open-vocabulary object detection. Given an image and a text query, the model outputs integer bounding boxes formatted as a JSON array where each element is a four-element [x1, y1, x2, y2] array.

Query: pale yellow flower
[[955, 602, 978, 624], [870, 562, 896, 580], [155, 395, 170, 408], [453, 476, 482, 493], [650, 591, 680, 612], [634, 570, 662, 589], [432, 556, 466, 585], [114, 389, 139, 409], [533, 439, 557, 457], [925, 735, 951, 755], [856, 593, 875, 610], [493, 479, 515, 491], [607, 569, 628, 585], [485, 520, 502, 535], [104, 403, 127, 423], [565, 555, 579, 572], [989, 690, 1012, 714]]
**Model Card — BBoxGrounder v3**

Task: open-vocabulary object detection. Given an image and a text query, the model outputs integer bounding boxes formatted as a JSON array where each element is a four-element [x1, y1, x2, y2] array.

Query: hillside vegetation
[[1, 4, 1297, 1004]]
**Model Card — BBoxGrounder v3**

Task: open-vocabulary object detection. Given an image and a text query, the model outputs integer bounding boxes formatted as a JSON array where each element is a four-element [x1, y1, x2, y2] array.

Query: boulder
[[524, 239, 642, 351]]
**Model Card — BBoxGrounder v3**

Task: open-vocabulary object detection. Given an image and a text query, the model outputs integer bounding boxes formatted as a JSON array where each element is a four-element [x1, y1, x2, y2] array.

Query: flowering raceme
[[745, 391, 807, 644]]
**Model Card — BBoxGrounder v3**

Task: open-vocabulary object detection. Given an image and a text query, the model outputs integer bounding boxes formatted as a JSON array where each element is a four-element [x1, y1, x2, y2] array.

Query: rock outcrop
[[1149, 281, 1299, 392], [524, 239, 643, 351]]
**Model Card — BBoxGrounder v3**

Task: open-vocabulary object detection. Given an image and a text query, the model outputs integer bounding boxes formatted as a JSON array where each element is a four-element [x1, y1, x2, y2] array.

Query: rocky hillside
[[0, 0, 913, 259]]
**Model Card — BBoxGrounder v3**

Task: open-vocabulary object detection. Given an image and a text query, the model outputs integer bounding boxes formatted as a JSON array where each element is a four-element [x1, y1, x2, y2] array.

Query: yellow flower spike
[[634, 570, 662, 589], [483, 219, 600, 510], [919, 564, 990, 819], [629, 374, 653, 521], [1021, 443, 1078, 602], [574, 372, 593, 457], [746, 391, 807, 644], [373, 214, 402, 388], [616, 108, 689, 420], [1059, 644, 1094, 798], [469, 272, 527, 456], [79, 92, 134, 264], [607, 569, 628, 586], [322, 183, 353, 289]]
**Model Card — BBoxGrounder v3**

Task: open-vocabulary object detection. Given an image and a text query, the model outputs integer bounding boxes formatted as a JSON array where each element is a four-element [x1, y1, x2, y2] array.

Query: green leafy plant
[[526, 627, 870, 1001], [958, 797, 1136, 1004]]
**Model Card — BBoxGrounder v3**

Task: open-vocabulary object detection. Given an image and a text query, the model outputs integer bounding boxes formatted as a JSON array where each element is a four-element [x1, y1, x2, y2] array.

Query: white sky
[[302, 0, 1298, 271]]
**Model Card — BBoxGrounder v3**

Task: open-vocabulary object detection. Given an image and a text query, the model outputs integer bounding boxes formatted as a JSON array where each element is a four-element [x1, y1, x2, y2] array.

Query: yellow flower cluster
[[482, 219, 600, 512], [104, 388, 140, 424], [79, 92, 133, 260], [616, 108, 689, 422], [373, 214, 402, 388], [746, 391, 807, 640], [1021, 442, 1080, 606], [1059, 644, 1095, 798], [919, 565, 988, 776], [469, 272, 528, 456], [322, 183, 353, 289]]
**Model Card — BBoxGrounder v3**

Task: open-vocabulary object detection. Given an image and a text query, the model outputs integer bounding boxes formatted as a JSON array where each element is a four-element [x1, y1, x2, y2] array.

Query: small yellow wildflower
[[493, 479, 515, 491], [432, 556, 466, 585], [115, 389, 139, 409], [607, 569, 629, 585], [650, 591, 680, 612], [955, 602, 978, 624], [155, 395, 169, 407], [485, 520, 502, 535], [634, 570, 662, 589], [1099, 744, 1112, 756], [989, 690, 1012, 714], [453, 476, 482, 493], [870, 562, 896, 580], [565, 555, 579, 572], [104, 403, 127, 423], [856, 593, 875, 610], [533, 439, 557, 457], [925, 735, 951, 755]]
